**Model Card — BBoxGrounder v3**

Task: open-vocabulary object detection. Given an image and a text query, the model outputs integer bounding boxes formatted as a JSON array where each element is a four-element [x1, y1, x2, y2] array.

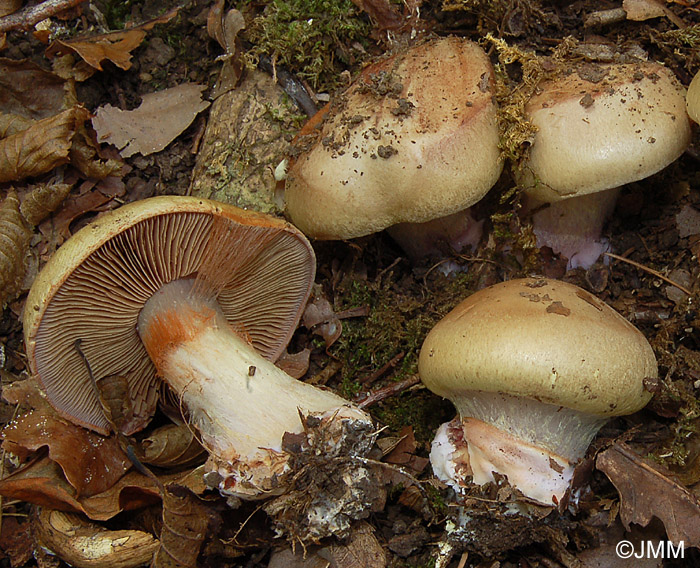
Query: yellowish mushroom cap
[[284, 36, 502, 240], [519, 63, 691, 203], [419, 278, 656, 417], [686, 70, 700, 124]]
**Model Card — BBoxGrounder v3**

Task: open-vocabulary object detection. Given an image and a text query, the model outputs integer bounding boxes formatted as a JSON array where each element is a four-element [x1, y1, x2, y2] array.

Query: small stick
[[604, 252, 692, 296], [0, 0, 86, 33], [358, 351, 405, 385], [355, 374, 421, 409]]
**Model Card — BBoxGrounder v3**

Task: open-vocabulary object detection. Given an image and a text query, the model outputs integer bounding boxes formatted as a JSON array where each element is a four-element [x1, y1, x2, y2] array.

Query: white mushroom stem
[[386, 208, 484, 261], [430, 392, 608, 505], [526, 188, 620, 270], [137, 279, 369, 496]]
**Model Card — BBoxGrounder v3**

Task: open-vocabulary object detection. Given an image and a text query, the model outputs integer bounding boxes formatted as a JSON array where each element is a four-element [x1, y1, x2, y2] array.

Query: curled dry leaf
[[33, 508, 159, 568], [0, 113, 33, 138], [92, 83, 210, 158], [0, 0, 22, 18], [0, 105, 89, 183], [0, 189, 30, 307], [154, 484, 209, 568], [140, 423, 206, 468], [20, 182, 73, 226], [596, 442, 700, 547], [0, 457, 163, 520], [2, 407, 131, 497], [45, 6, 180, 71]]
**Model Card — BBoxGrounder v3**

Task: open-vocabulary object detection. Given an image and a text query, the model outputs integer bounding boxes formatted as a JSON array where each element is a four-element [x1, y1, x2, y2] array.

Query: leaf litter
[[2, 0, 700, 566]]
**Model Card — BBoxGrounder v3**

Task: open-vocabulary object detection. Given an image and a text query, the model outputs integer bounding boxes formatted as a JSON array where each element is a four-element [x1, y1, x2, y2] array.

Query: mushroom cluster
[[284, 36, 503, 260], [23, 196, 371, 501], [517, 62, 690, 269], [419, 278, 657, 505]]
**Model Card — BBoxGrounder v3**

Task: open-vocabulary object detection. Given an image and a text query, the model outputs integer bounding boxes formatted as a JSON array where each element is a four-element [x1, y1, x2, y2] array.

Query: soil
[[2, 0, 700, 567]]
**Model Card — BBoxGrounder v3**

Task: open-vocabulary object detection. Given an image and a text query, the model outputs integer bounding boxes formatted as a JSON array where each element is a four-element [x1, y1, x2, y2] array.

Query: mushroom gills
[[137, 277, 369, 496]]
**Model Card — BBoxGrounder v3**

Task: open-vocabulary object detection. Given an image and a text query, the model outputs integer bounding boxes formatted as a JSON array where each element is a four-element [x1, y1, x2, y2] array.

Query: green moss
[[243, 0, 371, 90]]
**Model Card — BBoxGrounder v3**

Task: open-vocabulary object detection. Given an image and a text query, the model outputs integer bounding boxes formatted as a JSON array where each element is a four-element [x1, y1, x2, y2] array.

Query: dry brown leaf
[[676, 204, 700, 238], [276, 348, 311, 378], [302, 293, 343, 349], [0, 457, 163, 520], [0, 58, 74, 119], [0, 105, 89, 183], [623, 0, 667, 20], [0, 189, 30, 307], [0, 113, 33, 137], [0, 516, 34, 568], [154, 484, 209, 568], [45, 6, 180, 71], [351, 0, 403, 30], [20, 182, 73, 226], [3, 407, 131, 497], [382, 426, 429, 474], [319, 522, 387, 568], [92, 83, 210, 158], [140, 423, 206, 468], [596, 442, 700, 547], [33, 508, 160, 568], [0, 0, 22, 18]]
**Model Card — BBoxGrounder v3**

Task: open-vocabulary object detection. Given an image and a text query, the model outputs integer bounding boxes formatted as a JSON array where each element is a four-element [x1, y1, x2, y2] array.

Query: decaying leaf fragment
[[92, 84, 210, 158], [20, 182, 73, 226], [140, 423, 206, 468], [33, 508, 159, 568], [597, 442, 700, 547], [45, 6, 180, 71], [0, 105, 89, 183], [0, 190, 30, 306], [154, 484, 209, 568]]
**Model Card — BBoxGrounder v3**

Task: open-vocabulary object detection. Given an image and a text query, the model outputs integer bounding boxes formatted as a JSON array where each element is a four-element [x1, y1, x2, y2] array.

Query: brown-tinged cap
[[519, 63, 691, 203], [419, 278, 657, 417], [284, 36, 503, 239], [23, 196, 316, 435]]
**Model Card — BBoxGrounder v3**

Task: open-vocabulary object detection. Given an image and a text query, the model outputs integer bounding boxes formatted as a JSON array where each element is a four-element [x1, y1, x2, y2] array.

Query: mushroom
[[284, 36, 503, 260], [687, 69, 700, 124], [517, 62, 691, 269], [418, 277, 657, 505], [23, 196, 371, 500]]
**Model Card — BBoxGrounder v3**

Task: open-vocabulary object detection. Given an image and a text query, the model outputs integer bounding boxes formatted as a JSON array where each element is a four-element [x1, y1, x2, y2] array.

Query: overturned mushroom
[[23, 196, 371, 501], [419, 278, 657, 505], [517, 63, 690, 269], [284, 36, 502, 260]]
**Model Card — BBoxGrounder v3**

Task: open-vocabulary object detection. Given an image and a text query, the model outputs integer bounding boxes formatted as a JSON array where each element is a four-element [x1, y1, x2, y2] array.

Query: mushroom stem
[[430, 391, 608, 505], [137, 278, 369, 496], [526, 188, 619, 270], [386, 208, 484, 261]]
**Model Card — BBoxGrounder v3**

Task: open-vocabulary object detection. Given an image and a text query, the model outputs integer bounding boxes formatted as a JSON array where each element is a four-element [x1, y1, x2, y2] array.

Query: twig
[[604, 252, 692, 296], [0, 0, 86, 33], [358, 351, 405, 385], [355, 374, 421, 409]]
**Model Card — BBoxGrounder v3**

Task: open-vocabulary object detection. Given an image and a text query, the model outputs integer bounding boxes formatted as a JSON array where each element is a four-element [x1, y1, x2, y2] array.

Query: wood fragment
[[0, 0, 85, 33], [355, 375, 421, 409]]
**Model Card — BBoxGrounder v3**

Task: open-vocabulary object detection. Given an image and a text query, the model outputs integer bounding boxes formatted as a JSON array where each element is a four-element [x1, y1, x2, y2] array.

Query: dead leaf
[[276, 348, 311, 379], [381, 426, 429, 474], [19, 182, 73, 226], [268, 547, 330, 568], [33, 508, 160, 568], [0, 457, 163, 520], [676, 204, 700, 238], [2, 407, 131, 497], [596, 442, 700, 547], [302, 293, 343, 349], [0, 517, 34, 568], [351, 0, 403, 30], [0, 0, 22, 18], [0, 113, 33, 138], [0, 190, 30, 307], [154, 484, 209, 568], [319, 522, 387, 568], [0, 105, 89, 183], [0, 58, 74, 119], [92, 84, 210, 158], [45, 6, 180, 71], [139, 423, 206, 468], [623, 0, 686, 26]]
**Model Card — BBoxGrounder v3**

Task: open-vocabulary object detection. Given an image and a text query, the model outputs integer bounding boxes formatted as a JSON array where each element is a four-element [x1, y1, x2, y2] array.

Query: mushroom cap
[[687, 70, 700, 124], [520, 62, 691, 203], [418, 278, 657, 417], [284, 36, 503, 240], [23, 196, 316, 435]]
